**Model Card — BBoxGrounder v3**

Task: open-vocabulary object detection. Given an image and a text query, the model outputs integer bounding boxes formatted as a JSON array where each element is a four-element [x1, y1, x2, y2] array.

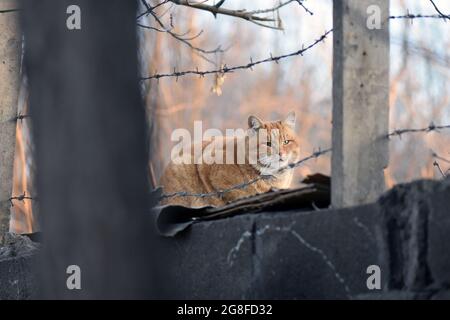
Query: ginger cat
[[159, 112, 300, 207]]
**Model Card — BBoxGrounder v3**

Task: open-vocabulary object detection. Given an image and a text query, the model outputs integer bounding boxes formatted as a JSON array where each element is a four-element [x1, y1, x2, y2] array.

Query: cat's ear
[[284, 111, 296, 129], [248, 115, 263, 130]]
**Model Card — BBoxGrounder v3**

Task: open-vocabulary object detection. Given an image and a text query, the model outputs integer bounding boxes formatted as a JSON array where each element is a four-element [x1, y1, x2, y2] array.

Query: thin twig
[[432, 150, 450, 164], [168, 0, 288, 30], [145, 9, 224, 60], [429, 0, 450, 20], [433, 161, 447, 178], [137, 0, 170, 19], [247, 0, 313, 16]]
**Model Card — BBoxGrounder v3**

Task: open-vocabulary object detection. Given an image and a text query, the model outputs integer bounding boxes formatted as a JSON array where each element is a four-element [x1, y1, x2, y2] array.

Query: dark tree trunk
[[21, 0, 163, 298]]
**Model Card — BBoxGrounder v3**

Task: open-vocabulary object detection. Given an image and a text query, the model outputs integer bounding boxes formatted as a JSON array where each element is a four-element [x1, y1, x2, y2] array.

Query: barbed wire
[[3, 3, 450, 200], [138, 0, 448, 67], [166, 0, 311, 30], [389, 13, 448, 20], [13, 113, 31, 122], [138, 0, 226, 64], [141, 28, 333, 81], [387, 122, 450, 178], [245, 0, 313, 17], [160, 148, 331, 200], [137, 0, 170, 19], [387, 122, 450, 139], [432, 150, 450, 178], [433, 161, 447, 178], [9, 191, 34, 207], [432, 150, 450, 164], [141, 8, 450, 82], [161, 119, 450, 200], [138, 0, 300, 32], [138, 1, 449, 22], [0, 8, 20, 13]]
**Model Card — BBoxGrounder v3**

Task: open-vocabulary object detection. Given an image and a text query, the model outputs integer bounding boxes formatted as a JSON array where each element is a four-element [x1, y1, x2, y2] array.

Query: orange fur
[[159, 112, 300, 207]]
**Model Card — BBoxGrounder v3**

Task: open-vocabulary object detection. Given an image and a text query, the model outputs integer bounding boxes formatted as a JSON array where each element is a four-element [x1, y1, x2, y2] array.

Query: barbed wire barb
[[432, 150, 450, 164], [141, 28, 333, 81], [13, 113, 31, 122], [160, 148, 331, 200], [9, 191, 33, 207], [387, 122, 450, 139], [433, 161, 447, 178]]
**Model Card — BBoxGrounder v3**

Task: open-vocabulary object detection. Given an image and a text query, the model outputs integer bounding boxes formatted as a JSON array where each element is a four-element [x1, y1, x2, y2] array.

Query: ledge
[[1, 178, 450, 299]]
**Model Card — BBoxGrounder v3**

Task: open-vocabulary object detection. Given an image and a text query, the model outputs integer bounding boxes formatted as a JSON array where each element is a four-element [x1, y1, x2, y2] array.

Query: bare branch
[[246, 0, 313, 16], [429, 0, 450, 20], [137, 0, 170, 19], [390, 13, 448, 20], [141, 8, 224, 63], [295, 0, 314, 15], [169, 0, 284, 30]]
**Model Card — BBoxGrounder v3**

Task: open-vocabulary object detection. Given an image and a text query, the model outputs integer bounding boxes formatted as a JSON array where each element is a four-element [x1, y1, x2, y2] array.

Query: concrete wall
[[1, 178, 450, 299]]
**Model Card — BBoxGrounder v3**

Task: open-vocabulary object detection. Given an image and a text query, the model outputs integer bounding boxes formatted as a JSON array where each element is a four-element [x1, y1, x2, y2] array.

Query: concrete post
[[332, 0, 390, 208], [0, 0, 21, 244]]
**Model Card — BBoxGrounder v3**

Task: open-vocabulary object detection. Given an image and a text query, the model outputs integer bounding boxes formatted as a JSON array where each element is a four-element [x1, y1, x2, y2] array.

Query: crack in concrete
[[262, 223, 352, 297], [227, 221, 351, 297], [353, 217, 376, 243], [287, 228, 351, 295], [227, 230, 252, 266]]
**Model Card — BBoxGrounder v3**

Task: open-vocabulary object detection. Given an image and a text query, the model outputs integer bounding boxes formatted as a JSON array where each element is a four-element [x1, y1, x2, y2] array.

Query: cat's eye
[[283, 140, 290, 145]]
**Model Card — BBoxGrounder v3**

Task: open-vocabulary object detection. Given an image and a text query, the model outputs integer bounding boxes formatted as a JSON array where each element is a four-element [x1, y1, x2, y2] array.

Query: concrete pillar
[[0, 0, 21, 243], [332, 0, 390, 208]]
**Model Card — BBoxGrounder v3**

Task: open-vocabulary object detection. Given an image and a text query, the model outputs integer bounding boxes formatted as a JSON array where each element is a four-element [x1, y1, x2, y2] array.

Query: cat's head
[[247, 111, 301, 175]]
